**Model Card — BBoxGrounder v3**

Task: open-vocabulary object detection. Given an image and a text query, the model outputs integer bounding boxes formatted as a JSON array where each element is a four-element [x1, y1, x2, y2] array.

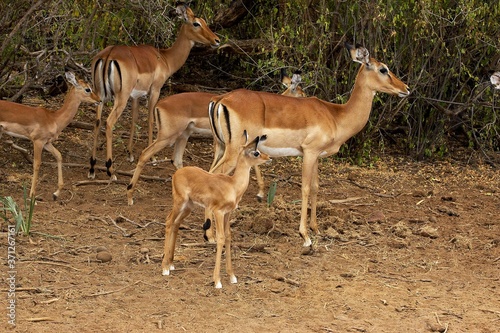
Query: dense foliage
[[1, 0, 499, 162]]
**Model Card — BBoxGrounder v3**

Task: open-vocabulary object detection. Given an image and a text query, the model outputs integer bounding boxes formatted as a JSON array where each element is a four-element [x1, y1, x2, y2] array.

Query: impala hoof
[[230, 275, 238, 284], [215, 281, 222, 289]]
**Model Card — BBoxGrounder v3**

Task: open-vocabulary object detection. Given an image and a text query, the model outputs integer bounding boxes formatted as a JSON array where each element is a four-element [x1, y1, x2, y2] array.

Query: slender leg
[[127, 98, 139, 162], [105, 100, 128, 179], [29, 141, 44, 199], [224, 213, 237, 284], [298, 153, 318, 247], [309, 159, 320, 234], [89, 102, 103, 179], [213, 211, 225, 288], [127, 137, 172, 205], [171, 126, 193, 169], [43, 143, 63, 200], [162, 200, 191, 276], [253, 165, 265, 201], [204, 150, 238, 243], [147, 89, 161, 147]]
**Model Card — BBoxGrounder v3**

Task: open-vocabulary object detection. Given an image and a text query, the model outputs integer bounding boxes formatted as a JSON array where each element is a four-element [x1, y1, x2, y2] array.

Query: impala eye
[[253, 151, 260, 157], [85, 88, 92, 93], [193, 22, 201, 27], [380, 67, 388, 75]]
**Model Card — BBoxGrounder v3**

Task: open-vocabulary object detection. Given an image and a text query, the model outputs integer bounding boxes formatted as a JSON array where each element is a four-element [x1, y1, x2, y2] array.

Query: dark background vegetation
[[0, 0, 499, 164]]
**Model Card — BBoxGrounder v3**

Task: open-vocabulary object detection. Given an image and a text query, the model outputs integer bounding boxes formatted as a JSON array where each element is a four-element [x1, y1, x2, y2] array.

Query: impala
[[162, 132, 270, 288], [88, 2, 220, 180], [0, 72, 100, 200], [205, 43, 410, 247], [490, 72, 500, 89], [126, 70, 305, 205]]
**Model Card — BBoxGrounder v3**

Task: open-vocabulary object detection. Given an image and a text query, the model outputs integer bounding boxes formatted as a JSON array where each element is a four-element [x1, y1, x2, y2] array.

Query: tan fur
[[0, 72, 100, 199], [205, 44, 410, 247], [162, 135, 270, 288], [88, 4, 220, 180]]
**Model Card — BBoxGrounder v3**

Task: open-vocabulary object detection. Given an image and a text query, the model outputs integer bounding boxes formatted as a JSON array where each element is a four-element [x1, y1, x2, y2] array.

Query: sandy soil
[[1, 100, 499, 333]]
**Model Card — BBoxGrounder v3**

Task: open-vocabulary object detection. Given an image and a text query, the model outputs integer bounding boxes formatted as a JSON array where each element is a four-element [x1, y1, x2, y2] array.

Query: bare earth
[[1, 100, 499, 333]]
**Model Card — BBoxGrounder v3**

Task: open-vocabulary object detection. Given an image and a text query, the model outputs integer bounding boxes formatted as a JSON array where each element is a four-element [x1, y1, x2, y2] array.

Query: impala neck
[[159, 24, 195, 74], [335, 66, 377, 137], [54, 87, 83, 130], [230, 157, 253, 196]]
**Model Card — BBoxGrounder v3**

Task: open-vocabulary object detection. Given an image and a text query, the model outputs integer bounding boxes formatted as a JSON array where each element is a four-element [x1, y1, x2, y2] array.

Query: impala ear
[[281, 69, 291, 87], [64, 72, 79, 88], [175, 2, 195, 22], [290, 72, 302, 91], [346, 42, 371, 66]]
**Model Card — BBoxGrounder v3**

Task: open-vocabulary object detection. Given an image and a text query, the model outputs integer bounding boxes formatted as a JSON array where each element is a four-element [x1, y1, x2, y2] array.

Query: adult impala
[[163, 133, 270, 288], [126, 70, 306, 205], [0, 72, 100, 200], [88, 2, 220, 180], [205, 43, 410, 247]]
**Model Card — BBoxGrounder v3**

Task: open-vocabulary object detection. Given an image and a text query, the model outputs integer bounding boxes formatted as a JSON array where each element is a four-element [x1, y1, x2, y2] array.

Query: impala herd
[[1, 3, 498, 289]]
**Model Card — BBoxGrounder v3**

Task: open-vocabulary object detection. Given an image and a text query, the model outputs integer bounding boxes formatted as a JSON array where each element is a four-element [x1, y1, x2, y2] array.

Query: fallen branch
[[329, 197, 363, 204], [108, 215, 134, 237], [86, 280, 141, 297], [273, 275, 300, 287], [25, 317, 56, 322], [22, 260, 81, 271]]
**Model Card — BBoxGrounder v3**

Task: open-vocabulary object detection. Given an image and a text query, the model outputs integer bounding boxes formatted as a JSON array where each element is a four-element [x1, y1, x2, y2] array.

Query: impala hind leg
[[127, 137, 171, 205], [89, 102, 104, 179], [162, 202, 192, 276], [105, 101, 128, 180]]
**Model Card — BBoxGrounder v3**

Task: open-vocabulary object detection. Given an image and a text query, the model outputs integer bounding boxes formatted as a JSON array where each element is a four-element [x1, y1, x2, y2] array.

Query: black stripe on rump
[[222, 104, 231, 141]]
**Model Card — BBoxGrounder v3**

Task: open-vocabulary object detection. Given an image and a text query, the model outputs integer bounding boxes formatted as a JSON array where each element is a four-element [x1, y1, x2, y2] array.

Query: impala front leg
[[224, 213, 237, 284], [309, 159, 320, 234], [298, 154, 318, 247], [44, 143, 64, 200], [30, 141, 44, 199], [213, 211, 226, 289]]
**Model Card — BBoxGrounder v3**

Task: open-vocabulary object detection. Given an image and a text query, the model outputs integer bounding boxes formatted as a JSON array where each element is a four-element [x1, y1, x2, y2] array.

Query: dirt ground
[[1, 98, 499, 333]]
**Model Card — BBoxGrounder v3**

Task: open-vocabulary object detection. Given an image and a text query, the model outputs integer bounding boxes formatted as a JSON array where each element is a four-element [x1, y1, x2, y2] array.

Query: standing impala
[[205, 43, 410, 247], [162, 133, 270, 288], [0, 72, 100, 200], [88, 2, 220, 180], [126, 70, 306, 205]]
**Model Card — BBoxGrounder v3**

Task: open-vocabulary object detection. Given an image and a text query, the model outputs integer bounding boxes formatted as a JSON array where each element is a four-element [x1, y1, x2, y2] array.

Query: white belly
[[130, 89, 148, 99], [259, 145, 302, 157]]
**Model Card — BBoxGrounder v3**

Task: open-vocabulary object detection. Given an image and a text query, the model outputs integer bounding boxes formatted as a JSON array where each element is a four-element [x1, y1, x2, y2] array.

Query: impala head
[[281, 69, 307, 97], [241, 130, 271, 166], [490, 71, 500, 89], [176, 2, 220, 48], [346, 43, 410, 98], [65, 72, 101, 104]]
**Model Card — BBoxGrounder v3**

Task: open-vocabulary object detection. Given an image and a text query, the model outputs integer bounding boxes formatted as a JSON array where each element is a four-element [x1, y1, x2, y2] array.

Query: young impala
[[205, 43, 410, 247], [0, 72, 100, 200], [126, 70, 305, 205], [162, 132, 270, 288], [88, 2, 220, 180]]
